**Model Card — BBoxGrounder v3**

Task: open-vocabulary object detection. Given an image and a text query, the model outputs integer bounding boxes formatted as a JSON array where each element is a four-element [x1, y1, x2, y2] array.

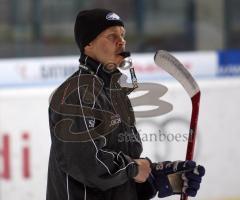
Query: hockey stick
[[154, 50, 201, 200]]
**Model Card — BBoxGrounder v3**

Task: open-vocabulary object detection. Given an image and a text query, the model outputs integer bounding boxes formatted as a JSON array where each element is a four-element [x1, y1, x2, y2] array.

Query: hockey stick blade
[[154, 50, 200, 98]]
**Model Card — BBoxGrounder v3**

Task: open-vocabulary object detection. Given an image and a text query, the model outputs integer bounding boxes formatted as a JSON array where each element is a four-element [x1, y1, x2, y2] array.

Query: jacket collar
[[79, 54, 122, 88]]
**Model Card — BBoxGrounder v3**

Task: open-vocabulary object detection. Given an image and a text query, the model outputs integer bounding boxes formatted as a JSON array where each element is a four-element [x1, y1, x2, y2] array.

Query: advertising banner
[[0, 51, 219, 87], [218, 50, 240, 76]]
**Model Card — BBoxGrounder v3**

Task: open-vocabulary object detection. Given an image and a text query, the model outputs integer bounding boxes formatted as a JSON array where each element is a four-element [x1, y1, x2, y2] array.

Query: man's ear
[[84, 42, 94, 52]]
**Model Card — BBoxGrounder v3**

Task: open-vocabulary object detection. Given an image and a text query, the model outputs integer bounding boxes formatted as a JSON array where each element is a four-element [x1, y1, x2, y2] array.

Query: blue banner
[[218, 50, 240, 76]]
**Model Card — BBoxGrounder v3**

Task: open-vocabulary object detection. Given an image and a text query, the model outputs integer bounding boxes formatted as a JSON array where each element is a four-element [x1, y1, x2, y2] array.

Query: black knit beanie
[[74, 8, 124, 52]]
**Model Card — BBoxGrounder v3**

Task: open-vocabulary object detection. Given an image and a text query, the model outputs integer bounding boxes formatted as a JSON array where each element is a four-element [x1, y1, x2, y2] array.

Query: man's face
[[85, 26, 126, 70]]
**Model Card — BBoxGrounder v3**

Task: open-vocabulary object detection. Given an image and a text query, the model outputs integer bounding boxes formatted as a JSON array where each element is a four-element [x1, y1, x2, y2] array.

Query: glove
[[151, 160, 205, 198], [181, 164, 205, 197]]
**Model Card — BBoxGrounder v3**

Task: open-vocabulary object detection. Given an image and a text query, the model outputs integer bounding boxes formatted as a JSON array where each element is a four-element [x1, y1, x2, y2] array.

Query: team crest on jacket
[[106, 12, 120, 20], [110, 114, 121, 127]]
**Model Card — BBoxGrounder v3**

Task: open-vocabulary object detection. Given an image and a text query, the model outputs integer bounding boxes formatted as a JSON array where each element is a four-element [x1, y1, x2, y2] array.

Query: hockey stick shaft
[[180, 91, 200, 200], [186, 91, 200, 161]]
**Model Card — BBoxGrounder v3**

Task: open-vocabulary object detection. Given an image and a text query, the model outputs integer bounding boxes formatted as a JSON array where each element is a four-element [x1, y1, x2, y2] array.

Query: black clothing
[[46, 54, 144, 200]]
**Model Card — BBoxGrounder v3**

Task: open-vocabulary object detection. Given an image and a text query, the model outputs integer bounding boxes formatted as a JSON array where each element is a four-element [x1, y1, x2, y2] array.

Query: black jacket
[[46, 55, 146, 200]]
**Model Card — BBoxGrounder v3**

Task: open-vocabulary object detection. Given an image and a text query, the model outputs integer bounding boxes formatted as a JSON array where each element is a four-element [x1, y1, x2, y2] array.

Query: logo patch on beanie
[[106, 12, 121, 20]]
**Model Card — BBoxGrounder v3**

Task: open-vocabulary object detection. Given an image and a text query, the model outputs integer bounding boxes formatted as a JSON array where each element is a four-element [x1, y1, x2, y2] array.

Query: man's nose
[[116, 37, 126, 48]]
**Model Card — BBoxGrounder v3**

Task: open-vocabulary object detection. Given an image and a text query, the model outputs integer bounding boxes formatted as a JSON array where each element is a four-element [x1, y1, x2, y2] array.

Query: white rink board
[[139, 78, 240, 200], [1, 78, 240, 200]]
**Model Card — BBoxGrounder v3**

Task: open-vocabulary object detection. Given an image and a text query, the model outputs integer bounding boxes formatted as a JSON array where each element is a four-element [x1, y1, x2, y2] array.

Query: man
[[47, 8, 205, 200]]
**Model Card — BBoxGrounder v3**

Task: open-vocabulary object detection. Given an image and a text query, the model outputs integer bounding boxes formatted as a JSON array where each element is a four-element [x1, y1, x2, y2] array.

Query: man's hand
[[151, 160, 205, 198], [133, 159, 151, 183]]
